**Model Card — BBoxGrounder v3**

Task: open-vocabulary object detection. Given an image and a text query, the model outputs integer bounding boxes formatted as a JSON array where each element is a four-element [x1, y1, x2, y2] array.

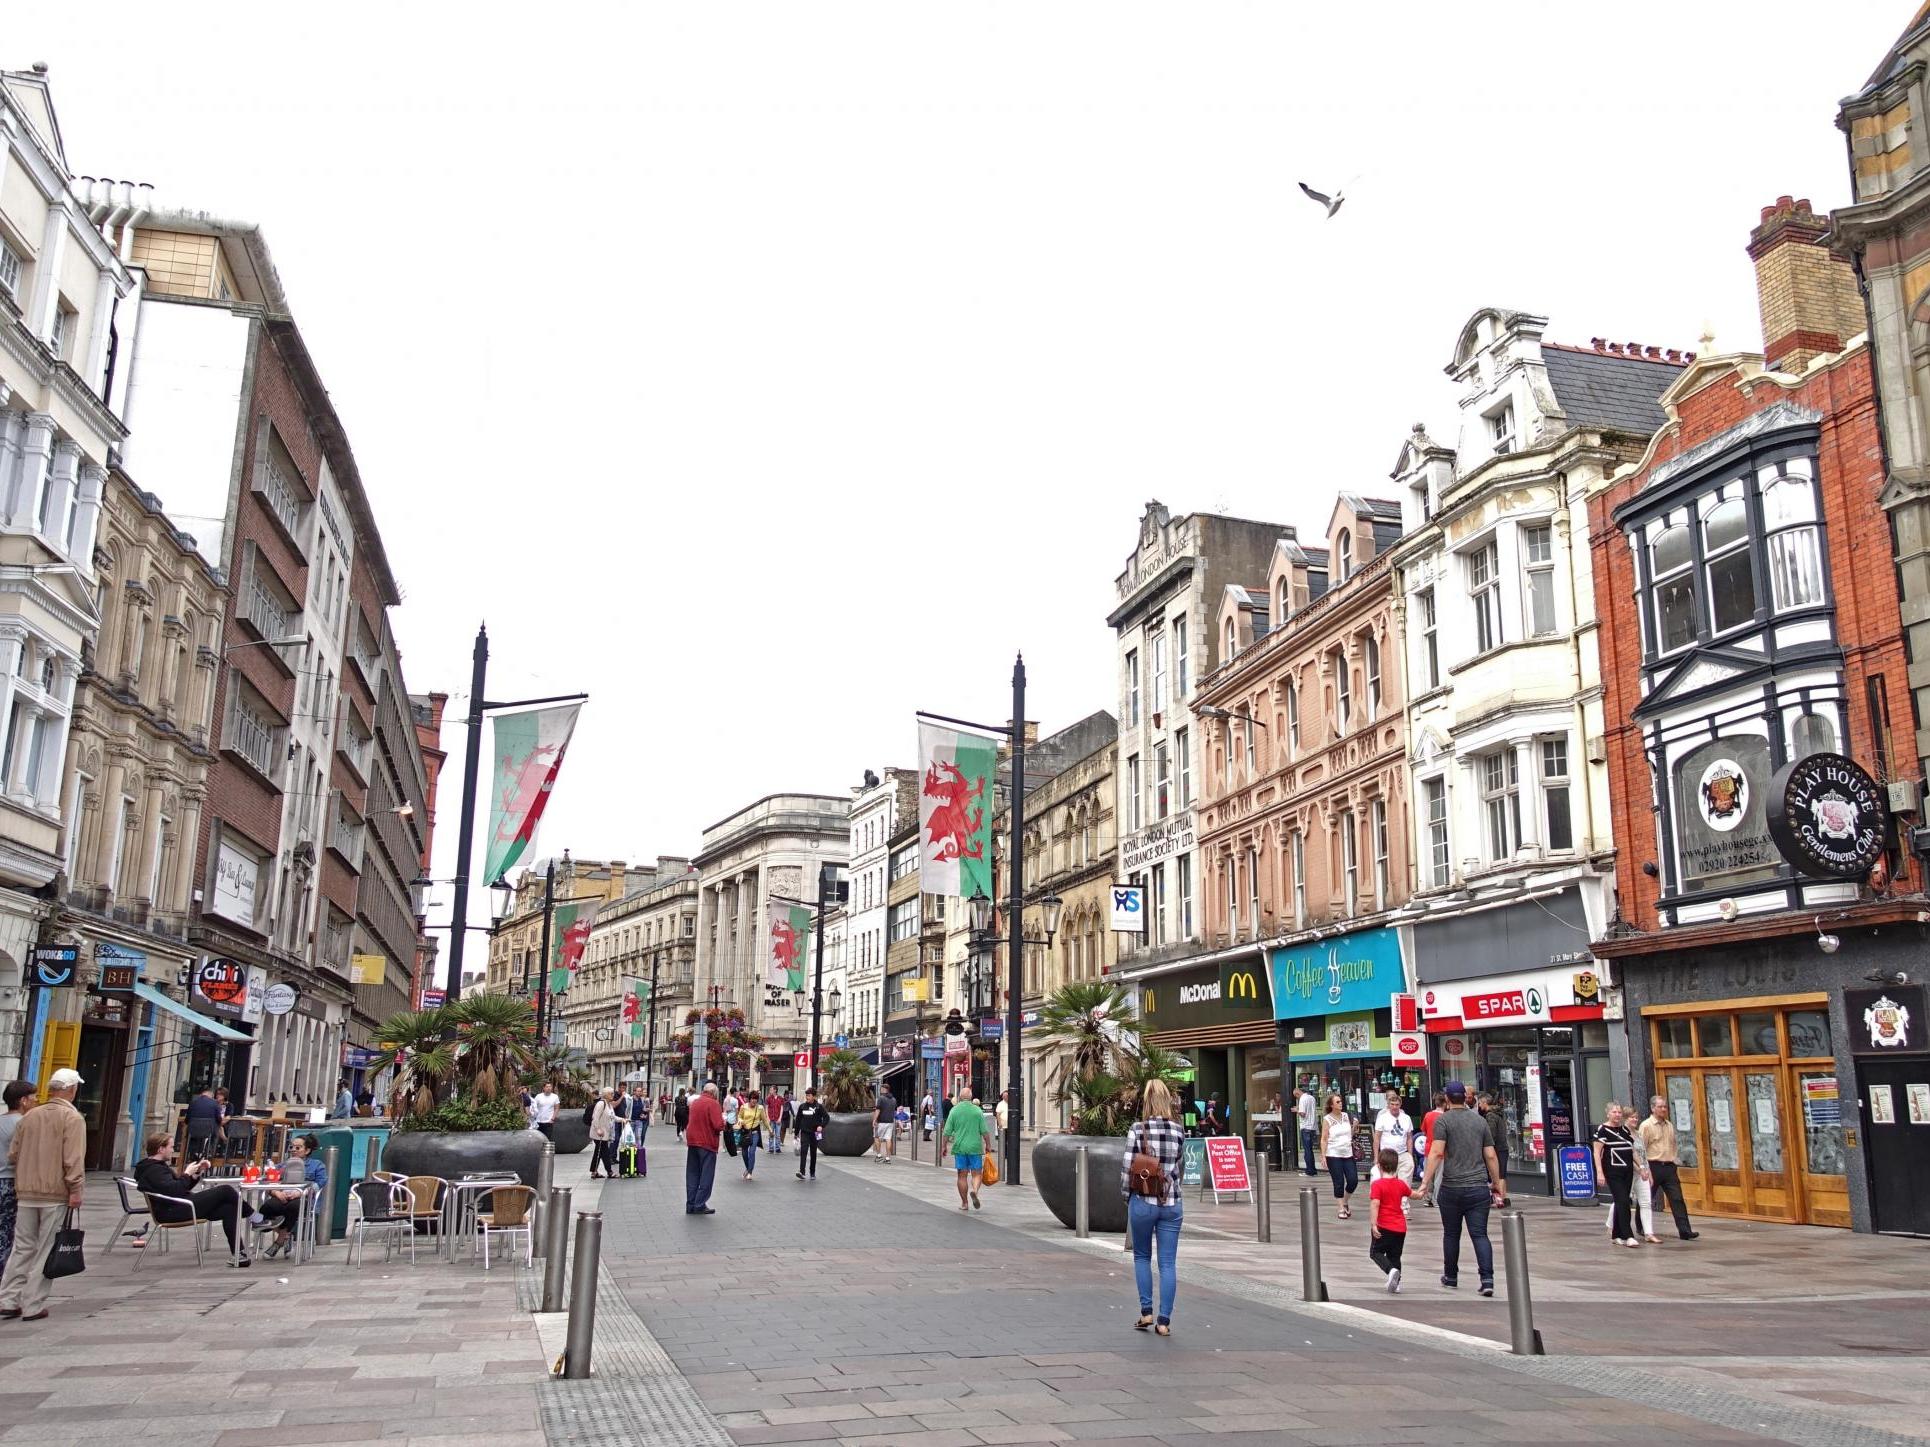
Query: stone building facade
[[562, 860, 696, 1094]]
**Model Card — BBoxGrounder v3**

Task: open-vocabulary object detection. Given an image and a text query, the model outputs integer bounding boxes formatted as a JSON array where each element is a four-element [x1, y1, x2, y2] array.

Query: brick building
[[1587, 198, 1922, 1234]]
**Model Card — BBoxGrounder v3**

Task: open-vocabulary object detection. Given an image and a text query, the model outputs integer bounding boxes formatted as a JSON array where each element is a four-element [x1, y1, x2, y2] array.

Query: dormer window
[[1276, 576, 1291, 623], [1225, 618, 1237, 659], [1488, 402, 1517, 454], [1336, 529, 1353, 580]]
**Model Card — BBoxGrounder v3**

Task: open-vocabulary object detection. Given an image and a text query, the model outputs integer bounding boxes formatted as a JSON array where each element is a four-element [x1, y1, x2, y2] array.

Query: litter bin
[[310, 1126, 359, 1241], [1252, 1122, 1284, 1172]]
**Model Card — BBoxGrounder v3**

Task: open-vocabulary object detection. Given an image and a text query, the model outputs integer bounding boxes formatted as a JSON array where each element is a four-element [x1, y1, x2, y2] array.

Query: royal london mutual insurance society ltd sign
[[1765, 752, 1887, 880]]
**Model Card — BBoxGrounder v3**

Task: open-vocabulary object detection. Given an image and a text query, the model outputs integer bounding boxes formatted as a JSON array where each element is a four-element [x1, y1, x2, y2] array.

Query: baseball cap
[[48, 1068, 84, 1090], [1444, 1080, 1467, 1102]]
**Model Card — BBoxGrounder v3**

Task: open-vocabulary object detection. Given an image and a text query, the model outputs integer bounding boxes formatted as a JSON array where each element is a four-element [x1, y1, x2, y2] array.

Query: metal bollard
[[562, 1211, 602, 1379], [1253, 1152, 1270, 1243], [540, 1186, 572, 1313], [1501, 1211, 1544, 1356], [365, 1135, 384, 1178], [1297, 1187, 1328, 1302], [319, 1147, 341, 1246], [533, 1142, 555, 1258], [1074, 1146, 1090, 1239]]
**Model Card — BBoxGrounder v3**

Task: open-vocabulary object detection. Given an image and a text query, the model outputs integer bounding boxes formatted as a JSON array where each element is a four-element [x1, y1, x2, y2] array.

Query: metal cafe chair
[[108, 1177, 151, 1254], [134, 1192, 210, 1269], [349, 1178, 415, 1266], [472, 1184, 536, 1270], [401, 1175, 448, 1246]]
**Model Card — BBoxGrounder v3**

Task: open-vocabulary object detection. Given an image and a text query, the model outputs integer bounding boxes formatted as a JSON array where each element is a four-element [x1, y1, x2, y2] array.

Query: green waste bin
[[310, 1126, 357, 1242]]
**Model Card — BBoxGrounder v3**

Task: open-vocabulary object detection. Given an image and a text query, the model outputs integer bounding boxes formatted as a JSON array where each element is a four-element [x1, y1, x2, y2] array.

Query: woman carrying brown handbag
[[1121, 1079, 1186, 1336]]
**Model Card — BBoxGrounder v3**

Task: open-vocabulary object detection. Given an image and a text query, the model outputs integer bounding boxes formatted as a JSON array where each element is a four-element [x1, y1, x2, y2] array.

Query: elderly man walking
[[683, 1084, 726, 1215], [0, 1068, 86, 1322], [943, 1088, 989, 1211]]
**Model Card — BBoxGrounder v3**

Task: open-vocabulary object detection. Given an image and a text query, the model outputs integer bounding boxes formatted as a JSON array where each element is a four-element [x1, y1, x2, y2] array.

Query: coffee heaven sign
[[1766, 752, 1887, 880], [1267, 926, 1405, 1020]]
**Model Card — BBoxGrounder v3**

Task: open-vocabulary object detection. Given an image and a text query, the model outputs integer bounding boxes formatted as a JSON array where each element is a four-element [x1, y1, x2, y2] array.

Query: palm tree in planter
[[815, 1049, 879, 1156], [1030, 980, 1179, 1233], [378, 995, 552, 1186]]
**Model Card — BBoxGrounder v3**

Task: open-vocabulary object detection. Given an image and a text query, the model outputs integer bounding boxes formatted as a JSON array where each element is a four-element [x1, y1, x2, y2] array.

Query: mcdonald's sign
[[1142, 987, 1158, 1017], [1219, 962, 1270, 1013]]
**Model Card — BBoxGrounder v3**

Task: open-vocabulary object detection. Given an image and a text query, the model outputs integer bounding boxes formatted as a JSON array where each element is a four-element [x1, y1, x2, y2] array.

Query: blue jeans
[[1300, 1128, 1318, 1174], [741, 1134, 759, 1175], [685, 1147, 718, 1210], [1437, 1184, 1494, 1285], [1327, 1156, 1358, 1199], [1127, 1196, 1182, 1321]]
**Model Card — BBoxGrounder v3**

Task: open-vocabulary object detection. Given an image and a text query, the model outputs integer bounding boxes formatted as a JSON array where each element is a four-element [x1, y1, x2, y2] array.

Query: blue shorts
[[955, 1153, 984, 1173]]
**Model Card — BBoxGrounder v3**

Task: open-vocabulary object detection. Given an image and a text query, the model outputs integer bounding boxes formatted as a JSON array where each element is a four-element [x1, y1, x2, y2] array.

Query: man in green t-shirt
[[942, 1087, 989, 1211]]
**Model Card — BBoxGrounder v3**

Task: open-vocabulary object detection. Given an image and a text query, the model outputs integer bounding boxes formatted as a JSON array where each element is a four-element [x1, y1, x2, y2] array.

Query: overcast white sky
[[11, 1, 1909, 904]]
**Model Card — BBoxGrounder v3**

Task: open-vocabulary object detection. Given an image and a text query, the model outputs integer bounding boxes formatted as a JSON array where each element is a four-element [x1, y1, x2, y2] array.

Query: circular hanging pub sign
[[1765, 752, 1887, 879]]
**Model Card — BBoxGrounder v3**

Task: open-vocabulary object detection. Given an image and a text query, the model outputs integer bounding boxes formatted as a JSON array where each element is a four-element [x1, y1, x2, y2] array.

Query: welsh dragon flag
[[918, 720, 996, 899], [547, 898, 598, 996], [621, 976, 650, 1040], [484, 704, 581, 885], [768, 903, 809, 994]]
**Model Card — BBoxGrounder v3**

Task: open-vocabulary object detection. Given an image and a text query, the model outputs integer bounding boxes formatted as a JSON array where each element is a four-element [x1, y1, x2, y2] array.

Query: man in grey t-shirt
[[1419, 1080, 1504, 1295]]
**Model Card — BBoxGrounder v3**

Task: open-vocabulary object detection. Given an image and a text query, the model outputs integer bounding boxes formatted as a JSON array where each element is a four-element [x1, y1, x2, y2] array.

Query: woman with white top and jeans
[[1121, 1079, 1186, 1337], [1320, 1093, 1360, 1220]]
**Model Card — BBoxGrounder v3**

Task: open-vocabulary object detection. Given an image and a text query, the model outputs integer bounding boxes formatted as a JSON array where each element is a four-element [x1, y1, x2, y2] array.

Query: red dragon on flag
[[923, 760, 985, 864]]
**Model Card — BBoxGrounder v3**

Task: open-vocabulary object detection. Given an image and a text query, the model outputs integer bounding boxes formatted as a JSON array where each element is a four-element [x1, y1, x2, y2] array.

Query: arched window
[[1650, 520, 1695, 652], [1364, 632, 1382, 720], [1276, 576, 1291, 623], [1287, 679, 1300, 754], [1333, 648, 1351, 733], [1764, 470, 1824, 611], [1791, 711, 1837, 759], [1703, 496, 1755, 633], [1336, 529, 1353, 580], [1225, 618, 1237, 659]]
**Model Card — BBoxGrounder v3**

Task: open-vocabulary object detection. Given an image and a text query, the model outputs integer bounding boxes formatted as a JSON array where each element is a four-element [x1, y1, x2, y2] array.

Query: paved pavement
[[597, 1137, 1921, 1446], [0, 1137, 1918, 1447]]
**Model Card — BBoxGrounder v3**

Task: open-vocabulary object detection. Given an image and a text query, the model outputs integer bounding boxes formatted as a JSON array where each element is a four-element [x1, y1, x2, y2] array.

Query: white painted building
[[0, 68, 134, 1075], [840, 768, 912, 1056], [1389, 310, 1686, 1185]]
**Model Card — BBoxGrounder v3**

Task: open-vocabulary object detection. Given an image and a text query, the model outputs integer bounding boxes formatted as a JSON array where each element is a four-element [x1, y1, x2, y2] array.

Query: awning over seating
[[133, 982, 250, 1041]]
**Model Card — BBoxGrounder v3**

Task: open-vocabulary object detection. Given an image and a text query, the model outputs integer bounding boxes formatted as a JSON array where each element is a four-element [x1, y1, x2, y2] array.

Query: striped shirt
[[1120, 1117, 1187, 1207]]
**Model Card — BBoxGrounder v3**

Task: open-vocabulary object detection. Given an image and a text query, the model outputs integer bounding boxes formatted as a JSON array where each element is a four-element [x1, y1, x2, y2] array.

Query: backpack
[[582, 1100, 596, 1127], [1127, 1149, 1166, 1197]]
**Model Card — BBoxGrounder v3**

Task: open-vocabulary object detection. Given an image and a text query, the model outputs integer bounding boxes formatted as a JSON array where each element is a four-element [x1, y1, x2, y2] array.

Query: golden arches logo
[[1225, 971, 1261, 1000], [1143, 989, 1157, 1014]]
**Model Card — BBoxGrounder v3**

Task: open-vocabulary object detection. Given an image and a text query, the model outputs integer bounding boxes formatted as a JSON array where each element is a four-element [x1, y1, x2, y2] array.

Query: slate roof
[[1542, 345, 1685, 436], [1337, 493, 1402, 522]]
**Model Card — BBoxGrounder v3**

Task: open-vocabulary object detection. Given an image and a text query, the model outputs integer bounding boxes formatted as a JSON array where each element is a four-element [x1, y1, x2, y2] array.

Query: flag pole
[[537, 860, 556, 1044], [1005, 653, 1026, 1188], [445, 624, 489, 1002]]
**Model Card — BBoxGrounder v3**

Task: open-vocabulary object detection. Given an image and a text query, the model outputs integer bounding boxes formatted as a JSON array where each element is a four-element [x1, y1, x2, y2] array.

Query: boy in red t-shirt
[[1369, 1147, 1419, 1292]]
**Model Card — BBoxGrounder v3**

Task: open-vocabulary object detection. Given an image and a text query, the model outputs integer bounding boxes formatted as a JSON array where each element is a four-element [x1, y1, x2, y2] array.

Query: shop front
[[1268, 926, 1417, 1122], [1140, 951, 1275, 1141], [1411, 892, 1609, 1194]]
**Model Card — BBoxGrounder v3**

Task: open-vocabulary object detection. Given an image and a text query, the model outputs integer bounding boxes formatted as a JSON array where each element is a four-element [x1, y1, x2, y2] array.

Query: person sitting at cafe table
[[133, 1132, 250, 1266], [246, 1133, 327, 1260]]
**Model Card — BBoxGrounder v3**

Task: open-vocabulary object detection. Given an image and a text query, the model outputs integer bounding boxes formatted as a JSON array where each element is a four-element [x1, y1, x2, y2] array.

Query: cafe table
[[227, 1179, 320, 1267]]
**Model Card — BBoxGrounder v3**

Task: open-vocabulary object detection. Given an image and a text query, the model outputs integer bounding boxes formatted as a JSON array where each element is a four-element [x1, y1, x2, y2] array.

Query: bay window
[[1469, 542, 1501, 653], [1480, 750, 1520, 861], [1521, 523, 1556, 636], [1703, 493, 1757, 633], [1764, 464, 1824, 611], [1541, 738, 1573, 851]]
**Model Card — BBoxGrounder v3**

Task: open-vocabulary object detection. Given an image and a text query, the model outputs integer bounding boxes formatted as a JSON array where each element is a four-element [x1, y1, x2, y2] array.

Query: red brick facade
[[1587, 343, 1916, 933]]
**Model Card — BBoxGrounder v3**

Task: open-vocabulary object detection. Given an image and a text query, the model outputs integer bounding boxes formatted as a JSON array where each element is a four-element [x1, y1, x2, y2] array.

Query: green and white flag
[[917, 720, 997, 899], [484, 704, 581, 885], [622, 976, 650, 1040], [547, 898, 598, 996], [768, 903, 809, 994]]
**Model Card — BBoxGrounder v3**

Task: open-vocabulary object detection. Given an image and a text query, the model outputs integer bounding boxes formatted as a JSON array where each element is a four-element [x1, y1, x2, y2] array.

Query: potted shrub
[[816, 1049, 879, 1156], [375, 995, 551, 1186], [1030, 983, 1189, 1234], [664, 1006, 762, 1097]]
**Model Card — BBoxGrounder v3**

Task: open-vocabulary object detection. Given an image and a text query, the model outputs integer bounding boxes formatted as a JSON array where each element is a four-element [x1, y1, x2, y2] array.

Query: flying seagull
[[1298, 181, 1345, 217]]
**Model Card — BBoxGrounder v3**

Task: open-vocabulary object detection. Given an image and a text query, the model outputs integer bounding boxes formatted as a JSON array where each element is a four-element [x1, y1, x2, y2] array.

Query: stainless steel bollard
[[1074, 1146, 1090, 1239], [540, 1186, 572, 1313], [1253, 1152, 1270, 1243], [365, 1135, 384, 1177], [1501, 1211, 1544, 1356], [1297, 1187, 1328, 1302], [562, 1211, 602, 1379], [533, 1142, 555, 1258], [319, 1147, 341, 1246]]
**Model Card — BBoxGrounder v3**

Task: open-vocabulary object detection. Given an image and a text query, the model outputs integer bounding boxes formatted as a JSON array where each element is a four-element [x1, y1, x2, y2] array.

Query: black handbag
[[43, 1209, 84, 1280]]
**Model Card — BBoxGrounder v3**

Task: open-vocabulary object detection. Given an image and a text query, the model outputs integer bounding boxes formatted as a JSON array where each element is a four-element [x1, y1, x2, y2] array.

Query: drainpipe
[[1559, 467, 1608, 937]]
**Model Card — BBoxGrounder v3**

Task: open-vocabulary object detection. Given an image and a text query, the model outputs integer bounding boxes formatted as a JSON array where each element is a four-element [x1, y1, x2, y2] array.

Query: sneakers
[[1440, 1276, 1456, 1289], [1479, 1283, 1494, 1297], [1386, 1268, 1402, 1294]]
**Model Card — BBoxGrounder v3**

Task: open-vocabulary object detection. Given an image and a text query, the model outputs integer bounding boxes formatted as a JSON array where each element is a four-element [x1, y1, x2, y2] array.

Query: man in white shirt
[[530, 1082, 560, 1140], [1372, 1088, 1415, 1183], [1295, 1084, 1319, 1175]]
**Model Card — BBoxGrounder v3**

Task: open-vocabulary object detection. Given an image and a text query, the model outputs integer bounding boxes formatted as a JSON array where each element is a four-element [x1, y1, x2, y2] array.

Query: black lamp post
[[969, 881, 1062, 1183]]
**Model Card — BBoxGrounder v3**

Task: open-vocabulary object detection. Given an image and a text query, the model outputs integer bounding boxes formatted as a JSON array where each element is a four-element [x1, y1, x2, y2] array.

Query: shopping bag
[[43, 1209, 85, 1279], [980, 1152, 999, 1186], [619, 1121, 636, 1149]]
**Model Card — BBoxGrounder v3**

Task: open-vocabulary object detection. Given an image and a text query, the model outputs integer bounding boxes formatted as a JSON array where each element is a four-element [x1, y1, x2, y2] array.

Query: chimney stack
[[1747, 196, 1863, 373]]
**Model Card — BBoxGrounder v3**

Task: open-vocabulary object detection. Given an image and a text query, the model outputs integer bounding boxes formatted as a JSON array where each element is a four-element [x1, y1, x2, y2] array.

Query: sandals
[[1337, 1206, 1352, 1220], [1153, 1321, 1172, 1337], [1133, 1314, 1154, 1331]]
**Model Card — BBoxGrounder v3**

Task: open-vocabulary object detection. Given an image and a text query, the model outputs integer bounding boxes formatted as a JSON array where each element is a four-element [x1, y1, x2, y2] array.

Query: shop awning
[[133, 982, 251, 1042], [876, 1058, 914, 1079]]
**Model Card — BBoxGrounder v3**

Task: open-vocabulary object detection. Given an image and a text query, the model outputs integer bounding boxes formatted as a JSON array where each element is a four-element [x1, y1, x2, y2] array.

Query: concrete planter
[[380, 1129, 551, 1189], [820, 1111, 876, 1157], [1033, 1133, 1130, 1234], [549, 1114, 592, 1156]]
